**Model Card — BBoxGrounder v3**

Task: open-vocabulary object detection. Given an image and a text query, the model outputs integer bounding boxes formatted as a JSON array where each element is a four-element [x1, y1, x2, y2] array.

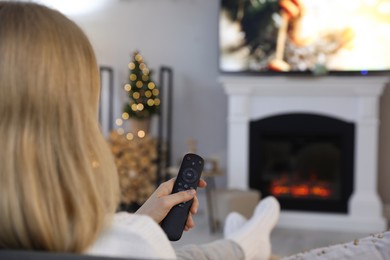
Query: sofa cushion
[[0, 250, 140, 260]]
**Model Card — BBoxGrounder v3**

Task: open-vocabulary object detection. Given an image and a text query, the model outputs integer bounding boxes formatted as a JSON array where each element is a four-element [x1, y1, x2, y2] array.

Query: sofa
[[0, 250, 137, 260], [2, 230, 390, 260]]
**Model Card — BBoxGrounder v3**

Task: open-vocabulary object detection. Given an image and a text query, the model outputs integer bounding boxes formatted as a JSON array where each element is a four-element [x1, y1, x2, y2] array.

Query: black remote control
[[161, 153, 204, 241]]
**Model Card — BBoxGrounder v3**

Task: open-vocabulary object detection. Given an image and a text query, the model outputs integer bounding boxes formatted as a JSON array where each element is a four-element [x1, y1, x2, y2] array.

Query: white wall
[[70, 0, 227, 168], [68, 0, 390, 212]]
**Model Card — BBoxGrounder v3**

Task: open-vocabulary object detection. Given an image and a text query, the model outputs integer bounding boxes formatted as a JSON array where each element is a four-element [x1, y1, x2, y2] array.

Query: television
[[219, 0, 390, 75]]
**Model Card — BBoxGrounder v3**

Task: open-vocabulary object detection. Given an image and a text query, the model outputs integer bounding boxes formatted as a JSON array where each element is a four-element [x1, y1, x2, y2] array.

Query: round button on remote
[[182, 168, 198, 183]]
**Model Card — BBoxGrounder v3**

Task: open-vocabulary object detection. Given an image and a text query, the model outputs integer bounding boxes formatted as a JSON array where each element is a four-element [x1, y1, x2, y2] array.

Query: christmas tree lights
[[123, 51, 160, 120]]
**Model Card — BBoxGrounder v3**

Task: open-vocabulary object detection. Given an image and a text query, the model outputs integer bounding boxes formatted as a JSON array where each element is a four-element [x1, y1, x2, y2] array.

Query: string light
[[117, 128, 124, 135], [140, 63, 146, 70], [124, 84, 131, 91], [145, 90, 152, 98], [130, 74, 137, 81], [122, 112, 129, 120], [137, 104, 144, 111], [135, 54, 143, 61], [137, 130, 146, 138], [126, 133, 134, 140], [152, 89, 159, 96], [142, 75, 149, 81], [131, 104, 138, 111], [154, 98, 161, 106], [133, 92, 140, 99], [148, 82, 155, 89], [116, 118, 123, 126], [136, 81, 143, 88], [128, 62, 135, 69], [147, 99, 154, 106]]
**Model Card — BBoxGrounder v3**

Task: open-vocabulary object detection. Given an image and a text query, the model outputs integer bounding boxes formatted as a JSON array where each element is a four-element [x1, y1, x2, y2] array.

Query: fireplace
[[220, 75, 388, 233], [249, 113, 354, 213]]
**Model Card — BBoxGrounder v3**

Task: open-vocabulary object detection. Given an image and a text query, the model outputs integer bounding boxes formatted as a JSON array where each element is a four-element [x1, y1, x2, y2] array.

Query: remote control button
[[178, 182, 183, 186], [184, 184, 189, 189], [182, 168, 198, 183]]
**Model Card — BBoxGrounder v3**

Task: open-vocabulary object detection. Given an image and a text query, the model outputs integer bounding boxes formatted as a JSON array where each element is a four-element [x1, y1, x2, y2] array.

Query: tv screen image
[[219, 0, 390, 74]]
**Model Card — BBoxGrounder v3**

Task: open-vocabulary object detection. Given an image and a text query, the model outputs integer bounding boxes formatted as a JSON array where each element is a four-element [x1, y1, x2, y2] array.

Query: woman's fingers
[[156, 178, 176, 196], [185, 213, 195, 231], [190, 194, 199, 215], [198, 179, 207, 188], [161, 189, 196, 210]]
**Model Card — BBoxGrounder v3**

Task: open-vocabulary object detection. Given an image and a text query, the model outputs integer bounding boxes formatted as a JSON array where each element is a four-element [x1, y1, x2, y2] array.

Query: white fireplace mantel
[[220, 75, 389, 233]]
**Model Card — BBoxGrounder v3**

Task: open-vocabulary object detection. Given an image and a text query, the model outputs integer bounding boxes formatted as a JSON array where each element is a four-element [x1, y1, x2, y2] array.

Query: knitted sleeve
[[86, 212, 177, 259]]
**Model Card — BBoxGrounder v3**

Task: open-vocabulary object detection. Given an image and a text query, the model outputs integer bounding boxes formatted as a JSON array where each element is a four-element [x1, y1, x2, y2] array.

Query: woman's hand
[[135, 178, 207, 231]]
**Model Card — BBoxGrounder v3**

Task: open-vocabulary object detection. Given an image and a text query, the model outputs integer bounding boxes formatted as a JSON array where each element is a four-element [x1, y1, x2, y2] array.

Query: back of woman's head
[[0, 2, 119, 252]]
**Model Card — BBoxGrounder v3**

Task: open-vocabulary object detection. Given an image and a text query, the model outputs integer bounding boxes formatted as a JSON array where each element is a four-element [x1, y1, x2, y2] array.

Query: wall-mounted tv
[[219, 0, 390, 75]]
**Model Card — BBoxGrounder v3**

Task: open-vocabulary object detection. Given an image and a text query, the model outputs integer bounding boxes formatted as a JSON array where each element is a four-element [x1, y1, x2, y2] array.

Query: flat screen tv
[[219, 0, 390, 75]]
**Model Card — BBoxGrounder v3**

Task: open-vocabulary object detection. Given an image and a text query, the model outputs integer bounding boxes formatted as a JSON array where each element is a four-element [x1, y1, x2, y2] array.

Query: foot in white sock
[[226, 196, 280, 260], [223, 212, 247, 238]]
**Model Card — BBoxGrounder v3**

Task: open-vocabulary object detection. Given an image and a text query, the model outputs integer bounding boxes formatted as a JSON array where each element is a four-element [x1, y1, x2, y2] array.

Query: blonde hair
[[0, 2, 119, 252]]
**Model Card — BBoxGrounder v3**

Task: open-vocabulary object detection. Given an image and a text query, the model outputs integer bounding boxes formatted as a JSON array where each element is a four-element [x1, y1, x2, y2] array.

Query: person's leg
[[223, 211, 247, 237], [281, 231, 390, 260], [176, 196, 280, 260], [175, 239, 245, 260], [223, 203, 390, 260], [225, 196, 280, 260]]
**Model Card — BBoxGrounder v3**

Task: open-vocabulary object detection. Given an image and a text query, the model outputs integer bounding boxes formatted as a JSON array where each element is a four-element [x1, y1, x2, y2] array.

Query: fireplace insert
[[249, 113, 355, 213]]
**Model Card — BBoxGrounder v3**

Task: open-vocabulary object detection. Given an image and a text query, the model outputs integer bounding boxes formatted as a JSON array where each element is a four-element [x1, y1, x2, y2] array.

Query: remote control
[[161, 153, 204, 241]]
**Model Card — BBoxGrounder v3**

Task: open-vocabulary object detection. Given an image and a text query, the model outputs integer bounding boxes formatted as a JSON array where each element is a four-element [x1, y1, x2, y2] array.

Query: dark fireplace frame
[[249, 113, 355, 213]]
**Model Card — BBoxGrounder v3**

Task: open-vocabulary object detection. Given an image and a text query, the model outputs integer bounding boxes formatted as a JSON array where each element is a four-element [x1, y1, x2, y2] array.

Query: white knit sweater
[[86, 212, 177, 259]]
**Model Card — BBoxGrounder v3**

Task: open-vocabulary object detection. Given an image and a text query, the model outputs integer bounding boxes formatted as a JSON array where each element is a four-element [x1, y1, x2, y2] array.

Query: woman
[[0, 2, 280, 260], [4, 2, 390, 260]]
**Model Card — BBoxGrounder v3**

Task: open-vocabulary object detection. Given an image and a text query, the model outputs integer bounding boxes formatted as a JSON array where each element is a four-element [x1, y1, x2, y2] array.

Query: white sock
[[226, 196, 280, 260], [223, 212, 247, 238]]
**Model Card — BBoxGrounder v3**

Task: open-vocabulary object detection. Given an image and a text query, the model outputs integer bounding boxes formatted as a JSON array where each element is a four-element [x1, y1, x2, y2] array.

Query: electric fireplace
[[249, 113, 354, 213], [220, 75, 388, 232]]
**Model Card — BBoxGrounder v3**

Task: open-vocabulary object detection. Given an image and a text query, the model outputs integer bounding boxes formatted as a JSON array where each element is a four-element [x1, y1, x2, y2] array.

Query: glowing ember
[[270, 175, 333, 198], [291, 185, 310, 197]]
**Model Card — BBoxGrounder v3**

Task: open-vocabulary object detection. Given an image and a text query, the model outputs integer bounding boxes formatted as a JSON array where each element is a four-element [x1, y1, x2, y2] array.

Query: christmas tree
[[123, 51, 160, 120]]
